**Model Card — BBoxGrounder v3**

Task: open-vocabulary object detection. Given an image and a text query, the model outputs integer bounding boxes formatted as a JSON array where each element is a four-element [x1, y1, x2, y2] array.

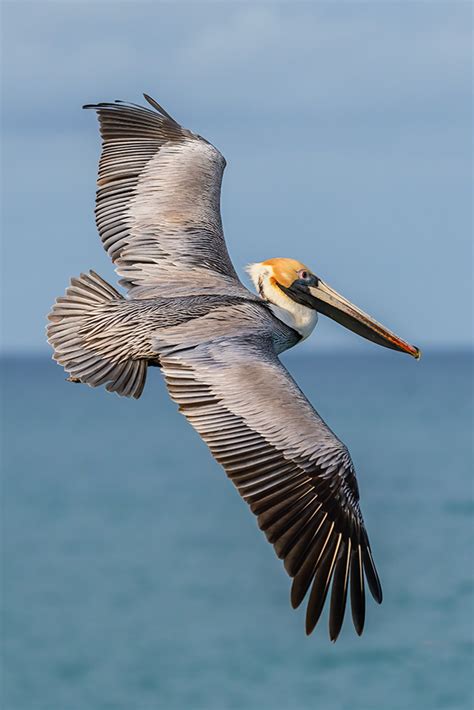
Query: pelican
[[47, 95, 420, 640]]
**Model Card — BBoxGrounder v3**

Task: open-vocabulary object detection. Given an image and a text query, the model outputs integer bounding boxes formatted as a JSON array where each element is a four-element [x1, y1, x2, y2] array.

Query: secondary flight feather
[[47, 94, 420, 640]]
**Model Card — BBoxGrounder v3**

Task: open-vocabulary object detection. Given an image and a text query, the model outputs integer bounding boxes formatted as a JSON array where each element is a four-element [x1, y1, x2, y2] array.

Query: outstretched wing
[[161, 336, 382, 640], [84, 95, 248, 299]]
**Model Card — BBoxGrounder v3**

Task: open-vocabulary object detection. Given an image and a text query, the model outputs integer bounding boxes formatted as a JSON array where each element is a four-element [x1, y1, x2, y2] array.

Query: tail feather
[[47, 271, 147, 399]]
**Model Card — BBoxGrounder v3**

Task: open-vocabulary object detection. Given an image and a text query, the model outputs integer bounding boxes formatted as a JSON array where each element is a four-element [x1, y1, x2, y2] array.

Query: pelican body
[[47, 95, 419, 640]]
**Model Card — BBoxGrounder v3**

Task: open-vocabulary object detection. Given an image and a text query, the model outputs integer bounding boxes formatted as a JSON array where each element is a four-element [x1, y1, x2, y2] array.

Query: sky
[[1, 1, 472, 352]]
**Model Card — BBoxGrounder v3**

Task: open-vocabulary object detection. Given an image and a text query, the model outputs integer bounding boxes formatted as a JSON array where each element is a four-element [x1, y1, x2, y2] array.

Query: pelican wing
[[161, 336, 382, 640], [84, 96, 247, 298]]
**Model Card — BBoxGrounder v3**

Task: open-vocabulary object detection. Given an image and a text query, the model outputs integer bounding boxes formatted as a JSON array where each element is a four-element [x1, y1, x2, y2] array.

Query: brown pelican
[[47, 95, 420, 640]]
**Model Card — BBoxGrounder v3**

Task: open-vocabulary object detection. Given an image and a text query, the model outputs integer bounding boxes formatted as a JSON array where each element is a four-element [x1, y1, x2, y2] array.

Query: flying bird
[[47, 94, 420, 641]]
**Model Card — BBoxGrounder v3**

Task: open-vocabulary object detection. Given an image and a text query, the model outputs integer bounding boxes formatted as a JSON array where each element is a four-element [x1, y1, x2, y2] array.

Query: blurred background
[[1, 2, 472, 710]]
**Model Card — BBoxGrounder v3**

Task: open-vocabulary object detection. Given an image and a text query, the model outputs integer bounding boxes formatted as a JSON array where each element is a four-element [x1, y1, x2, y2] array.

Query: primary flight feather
[[47, 94, 420, 640]]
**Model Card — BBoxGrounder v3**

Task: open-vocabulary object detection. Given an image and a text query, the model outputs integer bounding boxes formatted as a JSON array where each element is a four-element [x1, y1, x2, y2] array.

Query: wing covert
[[161, 336, 382, 640], [84, 95, 247, 298]]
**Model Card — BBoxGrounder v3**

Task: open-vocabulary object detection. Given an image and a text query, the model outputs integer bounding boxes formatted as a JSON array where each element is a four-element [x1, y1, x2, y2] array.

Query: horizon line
[[1, 344, 473, 359]]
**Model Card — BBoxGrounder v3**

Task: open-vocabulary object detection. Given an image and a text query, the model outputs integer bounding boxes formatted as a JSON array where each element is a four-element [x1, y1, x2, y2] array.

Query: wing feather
[[305, 533, 342, 635], [350, 545, 366, 635], [160, 337, 382, 639], [84, 96, 248, 298], [329, 539, 352, 641]]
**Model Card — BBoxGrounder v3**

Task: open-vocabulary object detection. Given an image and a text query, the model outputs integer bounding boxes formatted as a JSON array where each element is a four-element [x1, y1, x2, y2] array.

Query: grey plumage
[[48, 270, 148, 398], [83, 96, 245, 298], [160, 336, 382, 639], [46, 95, 386, 640]]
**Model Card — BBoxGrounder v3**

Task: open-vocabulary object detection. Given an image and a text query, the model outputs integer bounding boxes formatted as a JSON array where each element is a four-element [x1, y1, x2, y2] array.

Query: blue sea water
[[1, 351, 473, 710]]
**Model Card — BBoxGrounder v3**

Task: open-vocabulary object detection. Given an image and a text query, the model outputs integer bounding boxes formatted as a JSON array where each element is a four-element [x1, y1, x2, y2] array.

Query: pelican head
[[247, 257, 420, 357]]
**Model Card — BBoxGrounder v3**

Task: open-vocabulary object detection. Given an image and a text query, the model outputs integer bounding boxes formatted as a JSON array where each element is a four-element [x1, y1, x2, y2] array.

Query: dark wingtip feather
[[83, 101, 126, 110], [82, 102, 116, 111], [362, 535, 383, 604], [350, 546, 365, 635], [289, 518, 332, 610], [143, 93, 179, 124], [328, 543, 350, 642], [305, 537, 339, 636], [85, 102, 108, 109], [290, 578, 306, 609]]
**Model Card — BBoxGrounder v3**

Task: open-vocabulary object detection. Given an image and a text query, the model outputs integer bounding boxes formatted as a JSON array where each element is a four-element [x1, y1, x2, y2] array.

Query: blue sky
[[1, 1, 472, 352]]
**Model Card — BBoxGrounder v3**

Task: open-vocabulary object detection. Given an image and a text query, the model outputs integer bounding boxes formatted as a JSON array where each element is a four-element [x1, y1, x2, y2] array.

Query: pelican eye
[[297, 269, 310, 281]]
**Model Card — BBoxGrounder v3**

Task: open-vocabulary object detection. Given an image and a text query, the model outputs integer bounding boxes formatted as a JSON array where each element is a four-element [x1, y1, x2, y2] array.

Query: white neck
[[268, 302, 318, 340], [247, 262, 318, 340]]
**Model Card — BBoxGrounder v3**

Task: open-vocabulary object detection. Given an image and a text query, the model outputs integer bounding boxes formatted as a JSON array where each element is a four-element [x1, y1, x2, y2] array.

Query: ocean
[[2, 351, 473, 710]]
